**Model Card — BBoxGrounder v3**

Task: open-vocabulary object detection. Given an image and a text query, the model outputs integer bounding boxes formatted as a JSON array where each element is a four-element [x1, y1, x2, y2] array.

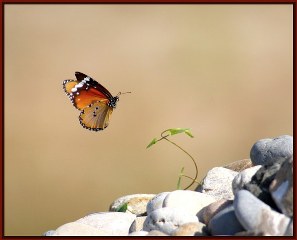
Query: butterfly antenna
[[117, 91, 131, 97]]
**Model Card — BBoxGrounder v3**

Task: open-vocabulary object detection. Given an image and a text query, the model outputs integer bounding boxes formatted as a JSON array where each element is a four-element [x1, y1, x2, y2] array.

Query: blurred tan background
[[4, 4, 293, 236]]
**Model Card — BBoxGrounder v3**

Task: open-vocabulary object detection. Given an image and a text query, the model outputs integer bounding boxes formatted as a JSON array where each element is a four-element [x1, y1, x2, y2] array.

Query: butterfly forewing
[[63, 78, 109, 110], [75, 72, 114, 99], [79, 101, 113, 131]]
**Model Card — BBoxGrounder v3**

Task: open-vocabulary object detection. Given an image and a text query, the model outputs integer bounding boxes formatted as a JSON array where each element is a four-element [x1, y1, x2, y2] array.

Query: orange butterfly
[[63, 72, 130, 131]]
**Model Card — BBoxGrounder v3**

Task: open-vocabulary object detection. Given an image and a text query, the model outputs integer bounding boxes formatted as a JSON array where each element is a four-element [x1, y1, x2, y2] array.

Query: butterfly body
[[63, 72, 124, 131]]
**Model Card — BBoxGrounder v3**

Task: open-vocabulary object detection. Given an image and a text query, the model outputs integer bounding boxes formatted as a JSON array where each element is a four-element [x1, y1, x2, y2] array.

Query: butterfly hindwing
[[79, 101, 113, 131]]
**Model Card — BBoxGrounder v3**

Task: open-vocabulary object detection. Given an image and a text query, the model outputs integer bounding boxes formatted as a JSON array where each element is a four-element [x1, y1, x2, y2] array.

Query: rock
[[234, 230, 270, 236], [284, 219, 293, 236], [146, 192, 170, 215], [196, 167, 238, 200], [51, 222, 107, 236], [163, 190, 216, 215], [243, 158, 286, 209], [42, 230, 55, 236], [76, 212, 136, 236], [109, 194, 155, 216], [129, 216, 146, 233], [146, 230, 169, 236], [223, 159, 253, 172], [208, 205, 245, 235], [128, 231, 148, 236], [171, 222, 207, 236], [143, 207, 198, 235], [232, 165, 262, 195], [250, 135, 293, 166], [234, 190, 291, 235], [270, 156, 293, 217], [197, 199, 233, 225]]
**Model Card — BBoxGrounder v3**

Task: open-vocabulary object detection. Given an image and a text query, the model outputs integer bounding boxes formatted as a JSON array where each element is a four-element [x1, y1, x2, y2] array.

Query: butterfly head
[[108, 96, 119, 108], [108, 92, 130, 108]]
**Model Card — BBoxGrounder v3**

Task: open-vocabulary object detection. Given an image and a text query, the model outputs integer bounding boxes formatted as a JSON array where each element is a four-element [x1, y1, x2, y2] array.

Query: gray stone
[[284, 219, 293, 236], [250, 135, 293, 166], [163, 190, 216, 215], [76, 212, 136, 236], [234, 190, 291, 236], [243, 158, 287, 209], [270, 156, 293, 217], [232, 165, 262, 195], [109, 194, 155, 216], [171, 222, 207, 236], [197, 199, 233, 224], [196, 167, 238, 200], [146, 192, 170, 215], [129, 216, 146, 233], [208, 205, 245, 236], [42, 230, 55, 236], [143, 207, 198, 235]]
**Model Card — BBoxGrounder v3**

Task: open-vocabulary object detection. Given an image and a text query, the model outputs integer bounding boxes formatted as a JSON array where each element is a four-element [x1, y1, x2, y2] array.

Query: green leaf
[[177, 167, 185, 190], [116, 203, 128, 212], [146, 138, 157, 149], [184, 129, 194, 138], [167, 128, 194, 138]]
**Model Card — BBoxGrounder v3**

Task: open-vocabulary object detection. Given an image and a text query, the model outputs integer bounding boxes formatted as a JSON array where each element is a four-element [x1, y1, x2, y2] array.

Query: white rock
[[76, 212, 136, 236], [232, 165, 262, 194], [143, 207, 198, 235], [197, 167, 238, 200], [163, 190, 216, 215], [128, 230, 148, 236], [52, 222, 107, 236], [146, 192, 170, 215]]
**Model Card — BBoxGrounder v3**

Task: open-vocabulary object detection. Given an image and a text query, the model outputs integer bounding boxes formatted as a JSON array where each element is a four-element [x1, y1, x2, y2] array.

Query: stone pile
[[43, 135, 293, 236]]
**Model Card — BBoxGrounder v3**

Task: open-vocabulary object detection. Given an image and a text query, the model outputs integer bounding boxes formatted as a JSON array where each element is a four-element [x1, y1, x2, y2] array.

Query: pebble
[[146, 192, 170, 215], [223, 158, 253, 172], [129, 216, 146, 233], [42, 230, 55, 236], [250, 135, 293, 166], [196, 167, 238, 200], [269, 156, 293, 217], [109, 194, 155, 216], [163, 190, 216, 215], [197, 199, 233, 224], [171, 222, 207, 236], [232, 165, 262, 195], [143, 207, 198, 235], [234, 190, 291, 235], [146, 230, 169, 236], [128, 230, 148, 236], [208, 205, 245, 235]]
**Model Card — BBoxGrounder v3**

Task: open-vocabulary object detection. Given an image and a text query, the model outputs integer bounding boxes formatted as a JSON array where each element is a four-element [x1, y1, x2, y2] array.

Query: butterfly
[[63, 72, 130, 131]]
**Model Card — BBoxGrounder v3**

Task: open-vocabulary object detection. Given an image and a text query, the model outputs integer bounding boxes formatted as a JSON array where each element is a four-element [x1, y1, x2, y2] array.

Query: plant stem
[[160, 130, 198, 190]]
